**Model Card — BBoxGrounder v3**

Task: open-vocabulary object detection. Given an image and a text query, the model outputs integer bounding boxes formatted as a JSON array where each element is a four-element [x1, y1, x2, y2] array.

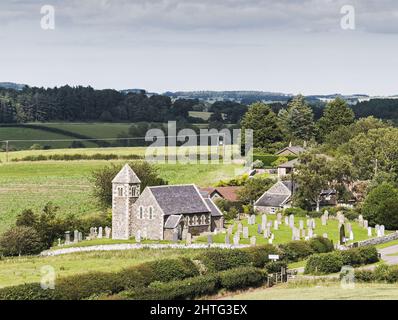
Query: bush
[[264, 261, 288, 274], [218, 267, 267, 291], [309, 237, 334, 254], [284, 207, 308, 217], [0, 283, 56, 300], [243, 245, 280, 268], [0, 226, 44, 256], [279, 241, 314, 262], [354, 270, 376, 282], [252, 159, 264, 169], [305, 251, 344, 275], [143, 258, 200, 282], [198, 249, 252, 273], [305, 246, 379, 275]]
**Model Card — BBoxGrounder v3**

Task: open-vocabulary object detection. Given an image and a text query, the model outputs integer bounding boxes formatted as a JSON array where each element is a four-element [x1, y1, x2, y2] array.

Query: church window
[[149, 206, 154, 219], [200, 215, 206, 225], [117, 187, 123, 197], [139, 206, 144, 219]]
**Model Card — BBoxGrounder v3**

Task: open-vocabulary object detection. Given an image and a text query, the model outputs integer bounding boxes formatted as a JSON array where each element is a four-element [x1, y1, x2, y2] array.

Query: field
[[0, 248, 205, 288], [225, 281, 398, 300], [0, 160, 240, 234], [196, 214, 380, 245], [188, 111, 213, 120]]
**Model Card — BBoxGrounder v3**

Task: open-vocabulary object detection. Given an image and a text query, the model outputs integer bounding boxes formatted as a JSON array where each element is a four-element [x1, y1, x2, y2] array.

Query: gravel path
[[40, 243, 250, 256], [379, 244, 398, 265]]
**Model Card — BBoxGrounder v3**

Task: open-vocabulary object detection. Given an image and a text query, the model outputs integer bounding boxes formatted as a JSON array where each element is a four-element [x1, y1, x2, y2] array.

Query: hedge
[[124, 267, 267, 300], [197, 249, 252, 273], [253, 154, 296, 167], [305, 246, 379, 275], [242, 245, 281, 268], [355, 264, 398, 284], [0, 257, 199, 300]]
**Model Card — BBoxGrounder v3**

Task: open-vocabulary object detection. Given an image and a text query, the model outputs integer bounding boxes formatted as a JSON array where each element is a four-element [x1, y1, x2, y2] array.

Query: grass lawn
[[0, 248, 206, 288], [224, 281, 398, 300], [196, 214, 381, 245], [376, 239, 398, 250], [0, 160, 240, 234]]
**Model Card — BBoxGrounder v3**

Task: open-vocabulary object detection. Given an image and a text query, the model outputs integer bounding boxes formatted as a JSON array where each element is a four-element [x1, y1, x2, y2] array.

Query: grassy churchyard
[[196, 214, 382, 246]]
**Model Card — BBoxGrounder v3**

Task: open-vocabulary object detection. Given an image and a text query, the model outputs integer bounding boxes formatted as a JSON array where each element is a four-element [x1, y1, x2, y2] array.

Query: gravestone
[[142, 228, 148, 240], [243, 227, 249, 239], [250, 236, 256, 246], [251, 215, 256, 225], [380, 225, 385, 236], [368, 227, 372, 237], [207, 234, 213, 244], [268, 238, 273, 244], [376, 225, 381, 237], [285, 217, 289, 225], [78, 232, 83, 242], [58, 238, 61, 246], [233, 234, 240, 245], [263, 229, 269, 239], [261, 214, 267, 231], [238, 223, 243, 233], [65, 231, 71, 245], [94, 227, 98, 238], [136, 230, 142, 243], [186, 233, 192, 245], [89, 227, 95, 238], [308, 228, 313, 239], [105, 227, 111, 239], [74, 230, 79, 243], [292, 228, 300, 241], [247, 216, 252, 225], [98, 227, 103, 239], [289, 215, 295, 228], [301, 229, 306, 238], [274, 220, 279, 230], [363, 220, 368, 229], [257, 224, 262, 234], [277, 212, 282, 224], [225, 234, 230, 245], [311, 219, 316, 229], [228, 226, 233, 235], [349, 230, 354, 241], [323, 233, 328, 239], [321, 215, 327, 226], [299, 220, 304, 230], [324, 210, 329, 220]]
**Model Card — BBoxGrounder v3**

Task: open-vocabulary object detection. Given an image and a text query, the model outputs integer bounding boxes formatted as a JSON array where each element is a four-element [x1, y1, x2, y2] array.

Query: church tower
[[112, 164, 141, 239]]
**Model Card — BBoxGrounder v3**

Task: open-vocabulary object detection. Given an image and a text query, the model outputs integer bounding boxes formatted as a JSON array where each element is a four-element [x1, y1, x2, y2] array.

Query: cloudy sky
[[0, 0, 398, 95]]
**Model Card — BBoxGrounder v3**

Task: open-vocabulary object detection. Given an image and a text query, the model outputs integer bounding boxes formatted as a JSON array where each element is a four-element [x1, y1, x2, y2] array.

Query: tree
[[317, 98, 355, 141], [241, 102, 284, 152], [362, 183, 398, 229], [16, 209, 37, 227], [237, 176, 275, 205], [283, 95, 315, 142], [294, 153, 332, 211], [91, 161, 168, 209], [0, 226, 43, 256]]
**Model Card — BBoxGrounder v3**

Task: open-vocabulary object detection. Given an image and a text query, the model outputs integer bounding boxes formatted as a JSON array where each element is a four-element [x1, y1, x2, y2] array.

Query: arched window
[[139, 206, 144, 219], [117, 187, 123, 197], [193, 215, 198, 225], [200, 215, 206, 225], [149, 206, 154, 219], [131, 186, 139, 197]]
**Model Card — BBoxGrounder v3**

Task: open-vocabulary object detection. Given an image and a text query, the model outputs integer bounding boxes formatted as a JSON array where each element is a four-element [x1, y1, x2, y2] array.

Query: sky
[[0, 0, 398, 95]]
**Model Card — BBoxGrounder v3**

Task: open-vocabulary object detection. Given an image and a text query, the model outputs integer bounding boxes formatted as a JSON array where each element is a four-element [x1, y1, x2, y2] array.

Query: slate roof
[[278, 158, 299, 169], [276, 146, 305, 155], [281, 181, 298, 194], [149, 185, 210, 216], [200, 186, 241, 202], [112, 164, 141, 184], [164, 215, 183, 229], [204, 198, 223, 217], [255, 193, 291, 207]]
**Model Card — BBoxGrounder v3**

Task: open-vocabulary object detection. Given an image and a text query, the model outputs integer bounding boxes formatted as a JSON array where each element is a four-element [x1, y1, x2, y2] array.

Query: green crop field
[[0, 248, 206, 288], [0, 160, 241, 234]]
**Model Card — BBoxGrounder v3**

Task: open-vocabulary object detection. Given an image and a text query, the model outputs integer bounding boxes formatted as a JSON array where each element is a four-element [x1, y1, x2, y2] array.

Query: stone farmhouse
[[112, 164, 224, 240]]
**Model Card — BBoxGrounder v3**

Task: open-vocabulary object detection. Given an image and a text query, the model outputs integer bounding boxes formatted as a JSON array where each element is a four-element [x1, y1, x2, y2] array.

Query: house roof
[[255, 193, 291, 207], [281, 180, 298, 193], [200, 186, 241, 202], [278, 158, 299, 169], [204, 198, 223, 217], [112, 164, 141, 184], [164, 215, 183, 229], [149, 185, 210, 216], [276, 146, 305, 155]]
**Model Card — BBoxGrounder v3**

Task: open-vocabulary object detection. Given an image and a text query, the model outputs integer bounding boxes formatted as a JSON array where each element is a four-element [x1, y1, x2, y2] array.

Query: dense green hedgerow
[[309, 237, 334, 254], [123, 267, 267, 300], [305, 246, 379, 275], [198, 249, 252, 273], [279, 241, 315, 262], [242, 245, 281, 268]]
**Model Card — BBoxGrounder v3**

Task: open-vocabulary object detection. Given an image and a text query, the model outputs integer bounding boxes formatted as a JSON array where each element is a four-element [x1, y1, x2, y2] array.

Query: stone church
[[112, 164, 224, 240]]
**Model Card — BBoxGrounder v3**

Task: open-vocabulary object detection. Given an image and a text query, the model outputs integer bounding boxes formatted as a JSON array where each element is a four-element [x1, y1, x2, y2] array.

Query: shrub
[[304, 246, 379, 275], [284, 207, 308, 217], [125, 274, 219, 300], [252, 159, 264, 169], [0, 283, 56, 300], [218, 267, 267, 291], [264, 261, 288, 273], [354, 270, 375, 283], [243, 245, 280, 268], [144, 258, 200, 282], [279, 241, 314, 262], [305, 251, 344, 274], [0, 226, 44, 256], [198, 249, 252, 273], [309, 237, 334, 254]]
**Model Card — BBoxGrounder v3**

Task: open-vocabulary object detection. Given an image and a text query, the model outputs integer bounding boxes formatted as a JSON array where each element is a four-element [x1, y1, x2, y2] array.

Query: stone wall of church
[[112, 183, 135, 240]]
